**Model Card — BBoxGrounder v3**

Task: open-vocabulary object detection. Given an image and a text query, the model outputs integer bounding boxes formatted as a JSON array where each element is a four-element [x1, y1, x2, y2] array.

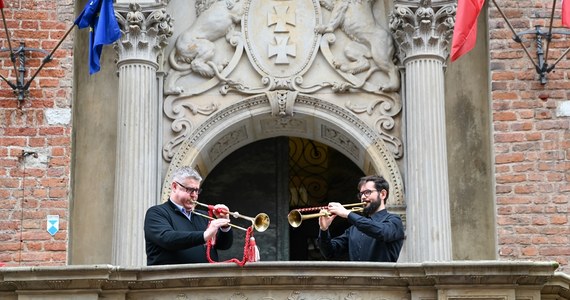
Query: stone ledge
[[0, 261, 568, 299]]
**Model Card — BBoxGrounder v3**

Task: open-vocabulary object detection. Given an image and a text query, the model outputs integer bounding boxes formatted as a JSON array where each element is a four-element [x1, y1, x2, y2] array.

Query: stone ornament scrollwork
[[162, 0, 246, 161], [161, 0, 404, 163], [389, 0, 456, 63], [114, 3, 173, 64], [317, 0, 400, 93], [345, 95, 402, 158], [164, 0, 245, 95], [162, 0, 405, 96], [162, 101, 219, 161]]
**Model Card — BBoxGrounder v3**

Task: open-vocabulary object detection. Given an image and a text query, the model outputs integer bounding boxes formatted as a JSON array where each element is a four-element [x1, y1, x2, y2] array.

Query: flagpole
[[491, 0, 540, 70], [23, 24, 76, 91], [0, 5, 20, 86], [545, 43, 570, 72], [0, 73, 16, 89], [544, 0, 570, 72], [543, 0, 557, 63]]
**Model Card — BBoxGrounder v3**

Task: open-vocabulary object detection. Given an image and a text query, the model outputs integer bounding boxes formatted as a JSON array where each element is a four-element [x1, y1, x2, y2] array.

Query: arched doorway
[[161, 93, 406, 260], [199, 137, 364, 261]]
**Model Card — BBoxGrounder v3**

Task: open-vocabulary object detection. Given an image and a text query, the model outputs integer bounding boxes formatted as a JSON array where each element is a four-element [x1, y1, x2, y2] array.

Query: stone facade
[[0, 0, 568, 280]]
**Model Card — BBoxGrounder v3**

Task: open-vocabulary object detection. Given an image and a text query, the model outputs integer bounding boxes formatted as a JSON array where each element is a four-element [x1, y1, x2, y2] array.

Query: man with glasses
[[317, 175, 405, 262], [144, 166, 233, 265]]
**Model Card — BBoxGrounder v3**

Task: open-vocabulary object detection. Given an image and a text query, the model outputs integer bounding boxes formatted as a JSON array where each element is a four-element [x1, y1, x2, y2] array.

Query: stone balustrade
[[0, 261, 568, 299]]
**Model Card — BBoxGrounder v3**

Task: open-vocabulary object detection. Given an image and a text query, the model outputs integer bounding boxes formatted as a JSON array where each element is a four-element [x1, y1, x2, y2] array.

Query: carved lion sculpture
[[166, 0, 243, 93], [316, 0, 400, 92]]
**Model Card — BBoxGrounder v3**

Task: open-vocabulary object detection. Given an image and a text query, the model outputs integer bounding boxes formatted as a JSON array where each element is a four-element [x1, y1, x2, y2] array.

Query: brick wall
[[490, 1, 570, 273], [0, 0, 73, 266]]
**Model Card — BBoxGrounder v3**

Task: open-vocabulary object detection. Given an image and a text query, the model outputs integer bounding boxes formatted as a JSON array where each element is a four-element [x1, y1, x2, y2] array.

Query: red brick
[[521, 247, 539, 256], [495, 153, 525, 164], [494, 111, 518, 121]]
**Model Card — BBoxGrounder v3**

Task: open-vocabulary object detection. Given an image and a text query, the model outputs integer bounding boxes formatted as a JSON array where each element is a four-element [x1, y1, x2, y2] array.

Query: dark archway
[[200, 137, 364, 261]]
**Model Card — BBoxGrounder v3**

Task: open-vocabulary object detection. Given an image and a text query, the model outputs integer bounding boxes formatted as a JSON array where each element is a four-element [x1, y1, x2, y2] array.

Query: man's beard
[[362, 196, 381, 217]]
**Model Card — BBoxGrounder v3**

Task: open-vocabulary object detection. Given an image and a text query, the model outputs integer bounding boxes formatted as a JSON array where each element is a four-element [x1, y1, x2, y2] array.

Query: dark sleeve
[[317, 228, 349, 259], [347, 212, 405, 242], [144, 206, 207, 250], [214, 228, 233, 250]]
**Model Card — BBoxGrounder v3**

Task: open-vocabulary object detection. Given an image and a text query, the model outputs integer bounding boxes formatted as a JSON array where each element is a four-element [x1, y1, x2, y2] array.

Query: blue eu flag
[[74, 0, 121, 74]]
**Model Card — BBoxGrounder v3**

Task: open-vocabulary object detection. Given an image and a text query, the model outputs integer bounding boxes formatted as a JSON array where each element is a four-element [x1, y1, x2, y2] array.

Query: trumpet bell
[[287, 210, 329, 228], [287, 210, 302, 228], [253, 213, 270, 232]]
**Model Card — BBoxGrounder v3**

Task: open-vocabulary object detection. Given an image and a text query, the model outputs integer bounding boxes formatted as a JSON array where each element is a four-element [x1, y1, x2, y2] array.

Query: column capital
[[389, 0, 456, 64], [114, 3, 173, 67]]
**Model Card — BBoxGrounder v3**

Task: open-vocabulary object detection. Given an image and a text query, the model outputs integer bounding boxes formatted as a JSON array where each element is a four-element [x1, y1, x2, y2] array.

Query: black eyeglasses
[[175, 181, 202, 195], [356, 189, 377, 199]]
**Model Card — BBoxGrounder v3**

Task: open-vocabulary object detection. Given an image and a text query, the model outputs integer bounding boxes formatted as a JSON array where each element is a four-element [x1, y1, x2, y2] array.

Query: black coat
[[144, 200, 233, 265], [318, 209, 405, 262]]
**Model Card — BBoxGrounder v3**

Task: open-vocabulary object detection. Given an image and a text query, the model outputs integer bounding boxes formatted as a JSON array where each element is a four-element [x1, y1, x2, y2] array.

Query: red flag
[[0, 0, 4, 9], [450, 0, 485, 62], [563, 0, 570, 27]]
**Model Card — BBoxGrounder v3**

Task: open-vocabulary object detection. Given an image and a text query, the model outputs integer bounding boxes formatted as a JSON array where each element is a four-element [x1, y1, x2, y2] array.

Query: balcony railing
[[0, 261, 568, 299]]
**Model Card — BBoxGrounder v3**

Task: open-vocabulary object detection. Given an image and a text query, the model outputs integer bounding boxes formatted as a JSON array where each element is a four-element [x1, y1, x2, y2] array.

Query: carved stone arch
[[161, 94, 405, 214]]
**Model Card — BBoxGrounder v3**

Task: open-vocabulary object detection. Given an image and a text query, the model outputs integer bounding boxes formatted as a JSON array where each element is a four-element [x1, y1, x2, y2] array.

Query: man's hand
[[327, 202, 350, 218], [212, 204, 231, 219], [318, 211, 336, 231], [203, 218, 231, 242]]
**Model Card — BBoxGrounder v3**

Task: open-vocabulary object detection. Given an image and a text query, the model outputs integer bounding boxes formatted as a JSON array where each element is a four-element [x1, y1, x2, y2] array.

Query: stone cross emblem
[[243, 0, 320, 79], [268, 36, 296, 64], [268, 5, 296, 32]]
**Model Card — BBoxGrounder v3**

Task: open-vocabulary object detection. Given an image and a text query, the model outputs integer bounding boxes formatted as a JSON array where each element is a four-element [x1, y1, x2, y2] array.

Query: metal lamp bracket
[[492, 0, 570, 85], [0, 42, 50, 102], [514, 25, 570, 84]]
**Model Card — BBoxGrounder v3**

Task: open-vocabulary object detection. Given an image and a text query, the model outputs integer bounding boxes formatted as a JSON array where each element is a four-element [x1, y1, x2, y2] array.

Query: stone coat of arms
[[162, 0, 403, 162], [164, 0, 400, 96]]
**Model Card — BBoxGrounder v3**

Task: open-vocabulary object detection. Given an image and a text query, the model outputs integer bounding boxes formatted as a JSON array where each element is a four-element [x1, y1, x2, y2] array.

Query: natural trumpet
[[192, 201, 270, 232], [287, 203, 365, 228]]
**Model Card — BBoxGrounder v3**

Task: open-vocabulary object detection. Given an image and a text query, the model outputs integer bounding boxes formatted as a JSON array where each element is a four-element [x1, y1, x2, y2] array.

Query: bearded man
[[317, 175, 405, 262]]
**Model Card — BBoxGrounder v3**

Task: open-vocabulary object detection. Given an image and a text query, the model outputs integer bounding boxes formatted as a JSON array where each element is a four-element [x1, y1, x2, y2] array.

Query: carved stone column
[[112, 3, 172, 266], [390, 0, 455, 262]]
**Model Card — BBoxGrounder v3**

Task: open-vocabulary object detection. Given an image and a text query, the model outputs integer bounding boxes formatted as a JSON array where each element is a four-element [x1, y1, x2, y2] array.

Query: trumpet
[[192, 201, 270, 232], [287, 203, 365, 228]]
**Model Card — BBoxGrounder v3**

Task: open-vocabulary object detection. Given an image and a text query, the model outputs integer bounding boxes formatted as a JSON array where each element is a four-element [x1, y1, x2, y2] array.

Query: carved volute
[[390, 0, 456, 64]]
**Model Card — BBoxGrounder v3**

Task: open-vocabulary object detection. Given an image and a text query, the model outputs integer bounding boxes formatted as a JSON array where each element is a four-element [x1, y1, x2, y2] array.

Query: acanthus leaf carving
[[389, 0, 456, 63], [115, 3, 173, 64]]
